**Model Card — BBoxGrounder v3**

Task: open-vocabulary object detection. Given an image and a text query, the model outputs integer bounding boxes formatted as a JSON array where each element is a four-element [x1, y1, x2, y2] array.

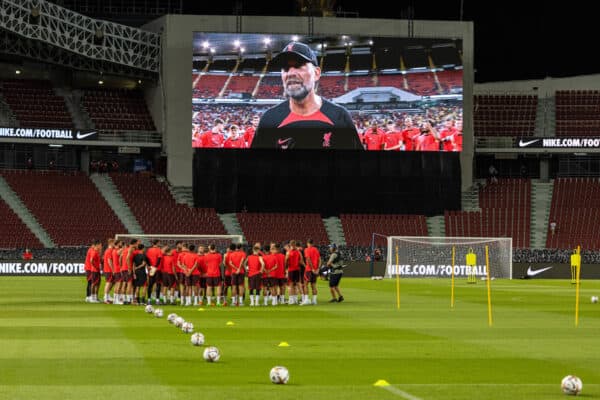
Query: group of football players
[[84, 238, 330, 307]]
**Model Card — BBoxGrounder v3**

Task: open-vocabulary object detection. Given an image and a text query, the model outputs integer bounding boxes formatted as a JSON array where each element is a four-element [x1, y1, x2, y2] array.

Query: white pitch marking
[[381, 385, 424, 400]]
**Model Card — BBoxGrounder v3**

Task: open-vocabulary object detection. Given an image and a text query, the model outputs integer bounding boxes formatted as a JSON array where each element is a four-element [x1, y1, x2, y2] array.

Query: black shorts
[[248, 275, 262, 291], [104, 272, 115, 283], [90, 271, 101, 285], [206, 276, 221, 287], [261, 277, 272, 288], [223, 275, 232, 287], [288, 270, 301, 283], [231, 273, 245, 286], [121, 270, 131, 283], [304, 270, 317, 284], [134, 271, 147, 287], [162, 273, 173, 288], [329, 273, 342, 287], [189, 275, 200, 287]]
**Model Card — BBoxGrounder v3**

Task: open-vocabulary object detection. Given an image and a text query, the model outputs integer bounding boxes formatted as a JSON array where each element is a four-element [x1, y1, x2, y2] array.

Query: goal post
[[114, 234, 244, 249], [386, 236, 513, 280]]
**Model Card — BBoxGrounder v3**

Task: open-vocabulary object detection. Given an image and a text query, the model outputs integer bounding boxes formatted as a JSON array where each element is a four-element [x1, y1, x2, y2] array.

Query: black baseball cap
[[272, 41, 318, 68]]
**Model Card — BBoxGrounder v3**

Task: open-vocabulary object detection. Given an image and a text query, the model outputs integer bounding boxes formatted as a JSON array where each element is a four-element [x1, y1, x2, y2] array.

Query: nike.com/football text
[[388, 264, 488, 277]]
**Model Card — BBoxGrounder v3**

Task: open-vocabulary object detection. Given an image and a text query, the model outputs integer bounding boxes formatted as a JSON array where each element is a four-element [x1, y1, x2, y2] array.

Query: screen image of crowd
[[192, 102, 463, 151], [191, 33, 463, 151]]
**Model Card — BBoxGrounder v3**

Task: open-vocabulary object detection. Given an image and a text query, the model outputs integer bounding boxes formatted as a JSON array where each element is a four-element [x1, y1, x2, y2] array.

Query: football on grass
[[270, 366, 290, 384], [203, 346, 220, 362], [561, 375, 582, 395], [190, 332, 205, 346]]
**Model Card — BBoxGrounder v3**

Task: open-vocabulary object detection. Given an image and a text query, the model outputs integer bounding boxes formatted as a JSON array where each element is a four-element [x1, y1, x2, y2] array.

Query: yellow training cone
[[373, 380, 390, 387], [226, 321, 235, 326], [197, 308, 205, 312], [278, 341, 290, 347]]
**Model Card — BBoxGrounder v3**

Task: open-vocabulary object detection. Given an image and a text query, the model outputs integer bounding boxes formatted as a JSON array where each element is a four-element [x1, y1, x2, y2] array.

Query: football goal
[[386, 236, 512, 279]]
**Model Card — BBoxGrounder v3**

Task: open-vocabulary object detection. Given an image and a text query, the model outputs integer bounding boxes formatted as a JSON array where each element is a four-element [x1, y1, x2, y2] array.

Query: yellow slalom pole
[[485, 245, 493, 327], [451, 246, 455, 308], [575, 245, 581, 327], [395, 245, 400, 309]]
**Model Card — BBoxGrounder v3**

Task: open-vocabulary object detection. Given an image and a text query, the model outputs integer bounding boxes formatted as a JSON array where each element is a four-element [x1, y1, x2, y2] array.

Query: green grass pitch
[[1, 277, 599, 399]]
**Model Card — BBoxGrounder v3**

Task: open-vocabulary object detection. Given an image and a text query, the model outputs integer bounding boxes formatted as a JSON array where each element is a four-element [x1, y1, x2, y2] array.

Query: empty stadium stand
[[0, 197, 42, 249], [1, 79, 73, 128], [110, 173, 226, 234], [1, 170, 125, 246], [436, 70, 462, 93], [444, 179, 531, 248], [546, 178, 600, 250], [340, 214, 428, 246], [82, 89, 155, 131], [254, 75, 284, 99], [405, 72, 437, 96], [193, 74, 229, 98], [225, 75, 259, 96], [236, 213, 329, 245], [317, 76, 346, 98], [474, 95, 537, 136], [555, 90, 600, 137]]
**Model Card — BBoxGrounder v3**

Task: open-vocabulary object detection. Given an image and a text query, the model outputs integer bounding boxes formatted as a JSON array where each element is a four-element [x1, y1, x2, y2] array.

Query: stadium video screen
[[192, 33, 463, 151]]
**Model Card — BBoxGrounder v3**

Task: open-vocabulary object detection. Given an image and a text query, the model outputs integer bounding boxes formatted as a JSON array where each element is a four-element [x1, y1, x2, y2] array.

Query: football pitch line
[[380, 385, 423, 400]]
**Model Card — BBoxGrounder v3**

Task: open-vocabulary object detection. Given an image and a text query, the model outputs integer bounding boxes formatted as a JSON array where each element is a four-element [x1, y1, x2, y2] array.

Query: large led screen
[[192, 33, 463, 151]]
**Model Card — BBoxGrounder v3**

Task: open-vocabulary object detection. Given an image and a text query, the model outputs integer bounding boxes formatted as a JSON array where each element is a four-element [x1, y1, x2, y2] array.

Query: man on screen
[[251, 41, 362, 150]]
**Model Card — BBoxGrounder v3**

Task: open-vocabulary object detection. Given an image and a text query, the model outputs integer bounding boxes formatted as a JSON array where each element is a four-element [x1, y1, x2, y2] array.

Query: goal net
[[114, 234, 243, 252], [386, 236, 513, 279]]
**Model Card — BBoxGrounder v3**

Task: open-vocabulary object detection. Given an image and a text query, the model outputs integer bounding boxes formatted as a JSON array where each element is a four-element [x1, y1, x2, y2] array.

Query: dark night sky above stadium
[[187, 0, 600, 83]]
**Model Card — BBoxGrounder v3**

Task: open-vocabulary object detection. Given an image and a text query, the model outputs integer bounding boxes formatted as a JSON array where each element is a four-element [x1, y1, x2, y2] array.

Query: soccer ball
[[561, 375, 582, 395], [203, 346, 220, 362], [167, 313, 178, 324], [269, 366, 290, 384], [591, 296, 598, 304], [153, 308, 164, 318], [190, 332, 205, 346], [181, 322, 194, 333], [144, 304, 154, 314], [174, 316, 185, 327]]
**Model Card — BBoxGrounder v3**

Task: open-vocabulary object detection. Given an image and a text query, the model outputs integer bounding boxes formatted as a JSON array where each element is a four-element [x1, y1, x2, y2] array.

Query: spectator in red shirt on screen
[[363, 123, 385, 151], [22, 248, 33, 260], [244, 115, 260, 147], [223, 125, 246, 148], [200, 118, 226, 148], [415, 120, 440, 151], [438, 116, 458, 152]]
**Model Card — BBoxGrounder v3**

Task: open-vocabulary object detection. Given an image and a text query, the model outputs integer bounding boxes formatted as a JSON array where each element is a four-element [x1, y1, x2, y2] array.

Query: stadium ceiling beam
[[0, 30, 157, 79], [0, 0, 160, 73]]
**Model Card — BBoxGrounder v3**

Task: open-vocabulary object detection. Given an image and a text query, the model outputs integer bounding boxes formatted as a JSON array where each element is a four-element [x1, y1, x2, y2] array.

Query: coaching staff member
[[251, 41, 362, 150], [326, 243, 345, 303]]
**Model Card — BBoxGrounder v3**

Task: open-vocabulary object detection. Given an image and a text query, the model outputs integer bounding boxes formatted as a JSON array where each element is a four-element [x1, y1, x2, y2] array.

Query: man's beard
[[284, 81, 311, 101]]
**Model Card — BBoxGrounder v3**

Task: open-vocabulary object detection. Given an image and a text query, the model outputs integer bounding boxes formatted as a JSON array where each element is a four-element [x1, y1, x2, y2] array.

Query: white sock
[[238, 296, 244, 305], [272, 296, 277, 305], [313, 295, 318, 304], [207, 296, 212, 305]]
